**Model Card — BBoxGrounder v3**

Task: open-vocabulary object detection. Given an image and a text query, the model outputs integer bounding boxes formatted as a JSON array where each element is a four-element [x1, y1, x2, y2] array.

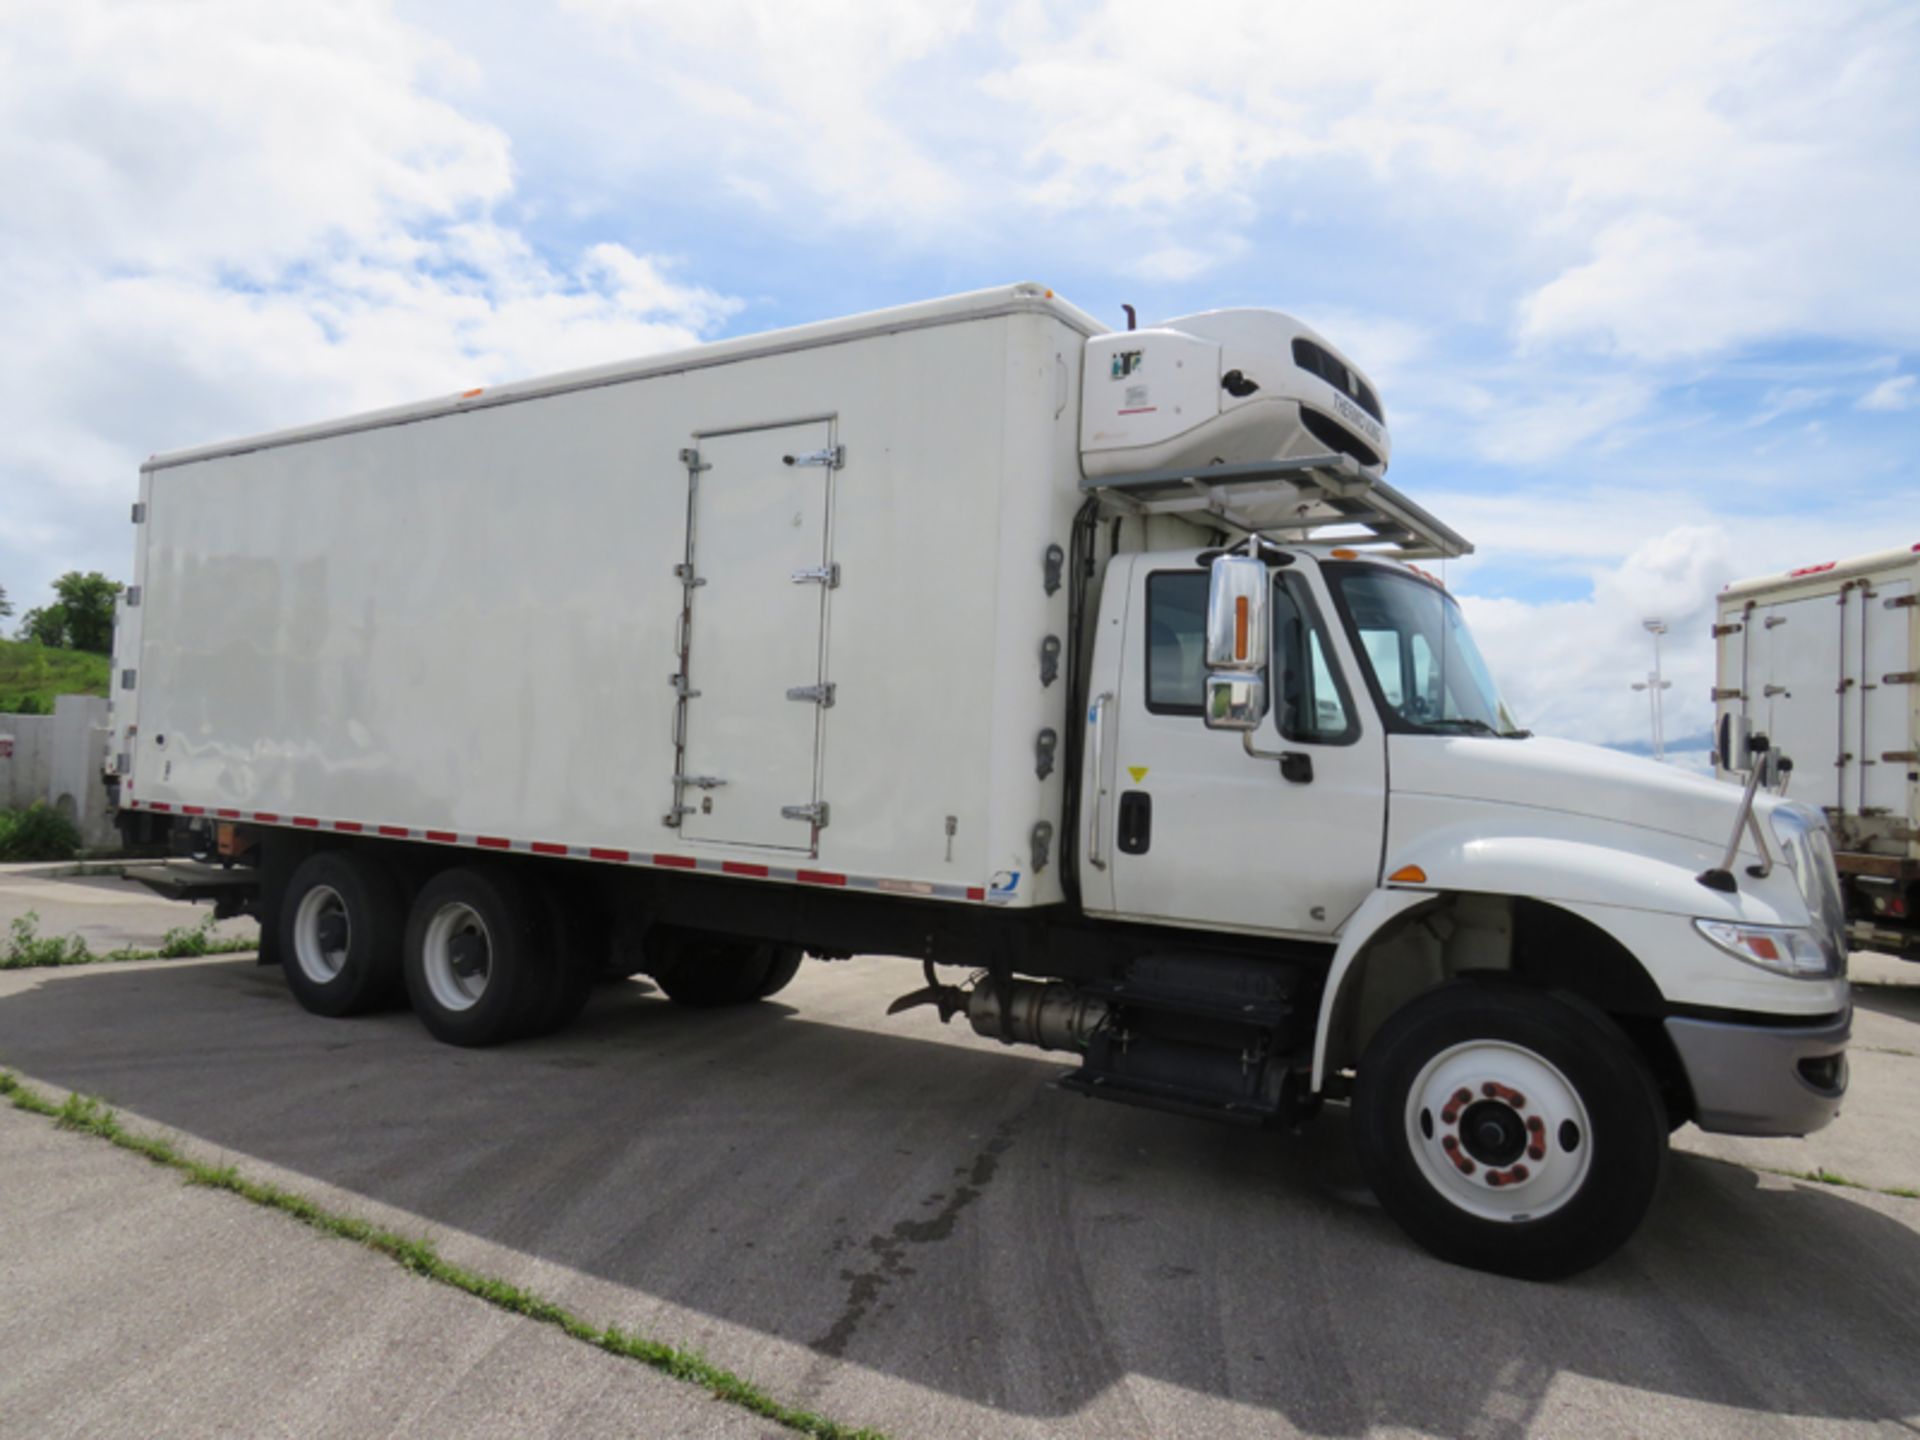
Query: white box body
[[1716, 545, 1920, 856], [118, 286, 1104, 908]]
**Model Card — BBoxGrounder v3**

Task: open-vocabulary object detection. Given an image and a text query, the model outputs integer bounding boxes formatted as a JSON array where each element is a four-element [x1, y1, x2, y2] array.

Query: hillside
[[0, 639, 111, 715]]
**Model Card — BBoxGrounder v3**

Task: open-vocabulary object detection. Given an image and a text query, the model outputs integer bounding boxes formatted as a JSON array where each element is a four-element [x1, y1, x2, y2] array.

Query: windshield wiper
[[1418, 717, 1532, 739], [1418, 717, 1502, 736]]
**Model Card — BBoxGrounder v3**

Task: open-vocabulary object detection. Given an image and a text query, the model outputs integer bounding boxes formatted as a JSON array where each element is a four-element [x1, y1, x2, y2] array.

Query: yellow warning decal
[[1127, 765, 1149, 784]]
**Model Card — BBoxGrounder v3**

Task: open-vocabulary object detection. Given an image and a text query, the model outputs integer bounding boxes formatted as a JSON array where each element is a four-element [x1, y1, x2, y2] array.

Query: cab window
[[1274, 573, 1357, 744], [1145, 571, 1208, 715]]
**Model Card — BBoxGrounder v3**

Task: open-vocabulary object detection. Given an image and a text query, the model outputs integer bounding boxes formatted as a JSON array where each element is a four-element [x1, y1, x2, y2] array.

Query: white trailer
[[1716, 544, 1920, 958], [113, 284, 1851, 1279]]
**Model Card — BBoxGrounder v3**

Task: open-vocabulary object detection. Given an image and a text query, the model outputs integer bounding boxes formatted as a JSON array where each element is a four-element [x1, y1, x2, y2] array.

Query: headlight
[[1693, 919, 1836, 978]]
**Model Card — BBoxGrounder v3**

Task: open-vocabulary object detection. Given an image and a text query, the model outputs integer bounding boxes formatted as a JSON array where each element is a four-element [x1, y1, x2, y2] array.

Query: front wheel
[[1351, 981, 1667, 1280]]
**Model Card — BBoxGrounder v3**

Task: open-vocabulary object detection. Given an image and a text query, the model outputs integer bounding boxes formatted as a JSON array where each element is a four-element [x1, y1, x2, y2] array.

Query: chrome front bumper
[[1665, 1008, 1851, 1137]]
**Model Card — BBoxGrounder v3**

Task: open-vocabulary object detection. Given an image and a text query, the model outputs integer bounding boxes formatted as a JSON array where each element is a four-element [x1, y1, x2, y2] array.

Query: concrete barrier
[[0, 695, 116, 849]]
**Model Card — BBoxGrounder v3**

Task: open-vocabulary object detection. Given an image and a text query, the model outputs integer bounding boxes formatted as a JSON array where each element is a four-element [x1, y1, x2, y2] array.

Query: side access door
[[671, 419, 840, 852], [1092, 555, 1388, 937]]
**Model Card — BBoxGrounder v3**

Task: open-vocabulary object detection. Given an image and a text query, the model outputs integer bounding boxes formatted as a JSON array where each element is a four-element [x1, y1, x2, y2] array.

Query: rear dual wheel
[[404, 866, 594, 1046], [279, 851, 405, 1016], [650, 930, 803, 1007]]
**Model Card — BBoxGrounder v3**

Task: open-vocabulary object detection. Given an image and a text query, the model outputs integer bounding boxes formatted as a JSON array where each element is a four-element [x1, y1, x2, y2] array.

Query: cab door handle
[[1117, 790, 1152, 854]]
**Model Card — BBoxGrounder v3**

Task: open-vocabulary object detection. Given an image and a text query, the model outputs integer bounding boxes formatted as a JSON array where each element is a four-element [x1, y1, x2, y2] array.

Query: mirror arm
[[1242, 731, 1289, 763]]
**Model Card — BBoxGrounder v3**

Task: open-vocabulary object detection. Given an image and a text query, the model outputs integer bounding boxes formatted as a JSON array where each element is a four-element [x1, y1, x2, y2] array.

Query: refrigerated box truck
[[1715, 544, 1920, 959], [111, 284, 1851, 1278]]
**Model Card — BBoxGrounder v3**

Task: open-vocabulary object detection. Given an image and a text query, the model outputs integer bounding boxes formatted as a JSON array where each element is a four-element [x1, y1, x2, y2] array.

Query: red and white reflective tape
[[123, 799, 987, 903]]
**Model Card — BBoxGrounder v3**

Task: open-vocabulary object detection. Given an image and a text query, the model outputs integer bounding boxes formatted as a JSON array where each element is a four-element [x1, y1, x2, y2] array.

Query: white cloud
[[1461, 525, 1732, 746], [0, 1, 739, 613], [1857, 375, 1916, 412]]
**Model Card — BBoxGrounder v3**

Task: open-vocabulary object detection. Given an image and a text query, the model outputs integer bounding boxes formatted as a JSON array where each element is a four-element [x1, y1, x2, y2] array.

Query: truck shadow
[[4, 957, 1919, 1438]]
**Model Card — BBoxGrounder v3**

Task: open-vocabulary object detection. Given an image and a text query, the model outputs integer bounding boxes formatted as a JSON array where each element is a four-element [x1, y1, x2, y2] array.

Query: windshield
[[1328, 565, 1524, 737]]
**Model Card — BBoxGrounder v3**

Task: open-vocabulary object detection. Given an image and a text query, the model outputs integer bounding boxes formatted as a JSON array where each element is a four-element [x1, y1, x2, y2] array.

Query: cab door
[[1099, 555, 1388, 938]]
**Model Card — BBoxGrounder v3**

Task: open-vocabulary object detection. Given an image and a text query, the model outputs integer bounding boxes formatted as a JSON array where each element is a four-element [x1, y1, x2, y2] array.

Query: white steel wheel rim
[[1405, 1040, 1593, 1224], [422, 902, 492, 1013], [292, 884, 350, 985]]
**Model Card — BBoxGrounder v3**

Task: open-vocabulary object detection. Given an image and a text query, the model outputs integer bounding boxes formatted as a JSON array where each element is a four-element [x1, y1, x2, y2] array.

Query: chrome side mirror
[[1202, 554, 1270, 732]]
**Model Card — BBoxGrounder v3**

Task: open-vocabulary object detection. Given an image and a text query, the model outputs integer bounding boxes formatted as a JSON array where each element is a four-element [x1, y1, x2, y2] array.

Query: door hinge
[[1887, 594, 1917, 609], [1762, 683, 1789, 697], [1764, 614, 1788, 628], [130, 502, 146, 523], [674, 774, 727, 789], [786, 683, 836, 707], [1884, 751, 1920, 764], [783, 445, 845, 470], [791, 564, 840, 588], [782, 802, 830, 826], [1710, 686, 1743, 701], [1710, 621, 1742, 638], [1884, 671, 1918, 685]]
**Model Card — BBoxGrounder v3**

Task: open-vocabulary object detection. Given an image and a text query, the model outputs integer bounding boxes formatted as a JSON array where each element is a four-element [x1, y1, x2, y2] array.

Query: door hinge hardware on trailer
[[125, 586, 141, 607], [665, 444, 712, 828], [675, 774, 727, 789], [786, 683, 836, 708], [783, 802, 830, 826], [782, 446, 845, 470], [120, 669, 136, 690], [1884, 751, 1920, 764], [1884, 671, 1918, 685], [1711, 686, 1742, 702], [791, 564, 841, 588], [1039, 635, 1062, 687], [1764, 614, 1787, 628], [944, 814, 957, 862], [1887, 594, 1916, 609], [1711, 621, 1742, 638], [130, 502, 146, 523], [1763, 684, 1789, 697]]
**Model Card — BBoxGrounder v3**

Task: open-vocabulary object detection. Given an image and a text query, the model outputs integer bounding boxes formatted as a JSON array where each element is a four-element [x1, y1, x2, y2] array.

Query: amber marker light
[[1234, 595, 1249, 659], [1389, 864, 1427, 884]]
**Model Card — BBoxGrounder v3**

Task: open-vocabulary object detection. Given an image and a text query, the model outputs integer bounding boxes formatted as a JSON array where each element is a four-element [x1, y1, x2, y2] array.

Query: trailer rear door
[[678, 419, 837, 851]]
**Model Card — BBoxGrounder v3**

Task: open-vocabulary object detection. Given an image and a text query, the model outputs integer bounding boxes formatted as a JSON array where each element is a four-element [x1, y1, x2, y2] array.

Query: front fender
[[1311, 816, 1844, 1090]]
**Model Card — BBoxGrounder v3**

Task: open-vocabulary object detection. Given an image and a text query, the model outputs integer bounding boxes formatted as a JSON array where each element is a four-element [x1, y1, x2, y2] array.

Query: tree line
[[0, 572, 123, 654]]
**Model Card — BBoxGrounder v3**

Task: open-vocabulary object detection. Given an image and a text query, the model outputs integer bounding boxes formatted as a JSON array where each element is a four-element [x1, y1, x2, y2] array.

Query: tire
[[651, 932, 802, 1008], [1351, 980, 1668, 1280], [278, 850, 405, 1017], [520, 880, 599, 1037], [403, 866, 550, 1046]]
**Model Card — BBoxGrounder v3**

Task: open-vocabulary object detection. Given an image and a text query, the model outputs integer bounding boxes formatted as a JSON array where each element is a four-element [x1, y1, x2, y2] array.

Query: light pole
[[1632, 618, 1672, 760]]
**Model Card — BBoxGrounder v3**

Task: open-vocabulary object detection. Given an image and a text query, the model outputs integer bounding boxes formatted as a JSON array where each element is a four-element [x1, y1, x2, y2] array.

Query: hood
[[1390, 734, 1752, 850]]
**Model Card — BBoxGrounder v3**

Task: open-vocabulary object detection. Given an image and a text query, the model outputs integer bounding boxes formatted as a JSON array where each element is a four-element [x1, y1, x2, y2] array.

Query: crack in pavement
[[812, 1118, 1019, 1359]]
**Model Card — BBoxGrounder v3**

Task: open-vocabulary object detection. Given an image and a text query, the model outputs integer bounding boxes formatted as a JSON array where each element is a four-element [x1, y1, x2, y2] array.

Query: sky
[[2, 0, 1916, 751]]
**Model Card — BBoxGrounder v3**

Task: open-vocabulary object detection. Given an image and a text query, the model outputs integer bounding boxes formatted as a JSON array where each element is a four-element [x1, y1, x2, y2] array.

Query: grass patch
[[0, 637, 110, 714], [1758, 1163, 1920, 1202], [0, 803, 83, 862], [0, 1069, 885, 1439], [1, 911, 255, 969]]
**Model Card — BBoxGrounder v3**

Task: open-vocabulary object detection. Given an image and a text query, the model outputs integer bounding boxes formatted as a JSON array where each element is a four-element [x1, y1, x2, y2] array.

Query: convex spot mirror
[[1203, 554, 1270, 732]]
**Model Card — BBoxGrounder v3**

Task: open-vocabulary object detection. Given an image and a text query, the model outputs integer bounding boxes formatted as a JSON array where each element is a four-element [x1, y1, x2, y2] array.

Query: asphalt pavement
[[1, 868, 1917, 1438]]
